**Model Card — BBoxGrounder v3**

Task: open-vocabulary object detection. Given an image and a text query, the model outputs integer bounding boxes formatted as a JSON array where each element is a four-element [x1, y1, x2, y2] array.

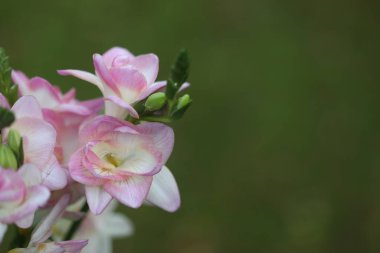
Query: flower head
[[58, 47, 166, 119]]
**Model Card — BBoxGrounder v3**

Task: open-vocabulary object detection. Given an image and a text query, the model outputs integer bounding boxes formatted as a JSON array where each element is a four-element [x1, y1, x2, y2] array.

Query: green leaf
[[165, 79, 177, 100], [0, 107, 15, 129], [0, 144, 18, 170], [169, 49, 189, 89], [0, 48, 18, 105]]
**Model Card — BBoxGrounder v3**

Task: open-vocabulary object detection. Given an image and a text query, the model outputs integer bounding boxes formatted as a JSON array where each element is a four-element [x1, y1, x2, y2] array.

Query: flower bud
[[145, 92, 166, 111], [7, 129, 22, 155], [0, 144, 18, 170], [176, 94, 191, 110]]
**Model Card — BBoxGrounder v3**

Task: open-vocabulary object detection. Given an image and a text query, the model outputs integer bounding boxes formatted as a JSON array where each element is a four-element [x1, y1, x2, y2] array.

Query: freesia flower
[[12, 71, 103, 165], [58, 47, 166, 119], [8, 240, 88, 253], [5, 96, 67, 190], [0, 164, 50, 240], [53, 200, 133, 253], [69, 115, 180, 214]]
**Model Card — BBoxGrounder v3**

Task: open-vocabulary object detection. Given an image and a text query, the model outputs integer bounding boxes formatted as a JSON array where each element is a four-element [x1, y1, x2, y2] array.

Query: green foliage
[[0, 143, 18, 170], [0, 47, 18, 105], [7, 129, 23, 166], [0, 107, 15, 129], [145, 92, 167, 111]]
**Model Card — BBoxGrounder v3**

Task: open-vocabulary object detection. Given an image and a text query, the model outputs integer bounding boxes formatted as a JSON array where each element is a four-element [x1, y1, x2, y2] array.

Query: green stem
[[63, 203, 89, 241]]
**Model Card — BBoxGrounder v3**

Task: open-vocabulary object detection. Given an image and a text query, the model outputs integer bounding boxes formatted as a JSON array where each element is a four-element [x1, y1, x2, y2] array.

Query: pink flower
[[12, 71, 103, 165], [5, 96, 67, 190], [8, 240, 88, 253], [0, 165, 50, 230], [58, 47, 166, 119], [69, 115, 180, 214]]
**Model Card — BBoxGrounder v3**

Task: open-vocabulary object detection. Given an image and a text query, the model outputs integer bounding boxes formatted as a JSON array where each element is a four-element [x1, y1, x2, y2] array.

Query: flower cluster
[[0, 47, 191, 253]]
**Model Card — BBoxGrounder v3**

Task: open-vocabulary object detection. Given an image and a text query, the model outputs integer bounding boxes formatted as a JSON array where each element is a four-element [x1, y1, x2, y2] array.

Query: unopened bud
[[145, 92, 166, 111], [0, 144, 18, 170], [7, 129, 22, 155], [176, 94, 191, 110]]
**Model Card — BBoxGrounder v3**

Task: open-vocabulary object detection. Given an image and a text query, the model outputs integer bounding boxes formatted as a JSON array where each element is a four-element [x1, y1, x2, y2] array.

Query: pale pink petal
[[93, 54, 120, 96], [85, 186, 113, 215], [0, 169, 26, 202], [79, 115, 127, 142], [104, 176, 152, 208], [102, 47, 134, 67], [104, 95, 139, 119], [57, 239, 88, 253], [80, 98, 104, 114], [100, 212, 134, 237], [131, 53, 159, 85], [11, 70, 30, 94], [178, 82, 190, 93], [69, 148, 105, 186], [58, 69, 104, 92], [11, 95, 43, 119], [137, 81, 167, 101], [30, 194, 71, 245], [41, 156, 68, 190], [108, 67, 147, 100], [18, 164, 42, 187], [146, 166, 181, 212], [12, 117, 56, 169], [28, 77, 61, 106], [62, 88, 76, 102], [137, 122, 174, 166], [15, 213, 34, 229], [0, 93, 10, 108]]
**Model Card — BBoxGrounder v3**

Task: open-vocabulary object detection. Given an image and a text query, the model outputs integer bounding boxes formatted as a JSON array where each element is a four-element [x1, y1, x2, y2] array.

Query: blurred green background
[[1, 0, 380, 252]]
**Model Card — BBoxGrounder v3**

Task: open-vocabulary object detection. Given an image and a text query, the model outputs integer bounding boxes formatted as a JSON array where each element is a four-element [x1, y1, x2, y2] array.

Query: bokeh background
[[1, 0, 380, 252]]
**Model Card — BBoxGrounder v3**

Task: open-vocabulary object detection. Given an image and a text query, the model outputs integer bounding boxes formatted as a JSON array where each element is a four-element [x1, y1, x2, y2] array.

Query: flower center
[[105, 153, 122, 167]]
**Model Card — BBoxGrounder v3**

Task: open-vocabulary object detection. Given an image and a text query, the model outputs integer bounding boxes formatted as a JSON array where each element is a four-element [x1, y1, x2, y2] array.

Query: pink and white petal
[[0, 93, 10, 108], [93, 54, 120, 96], [41, 156, 68, 190], [137, 122, 174, 165], [79, 115, 128, 143], [109, 132, 161, 175], [100, 212, 134, 237], [28, 77, 61, 107], [12, 118, 56, 168], [15, 213, 34, 229], [104, 95, 139, 119], [102, 47, 134, 67], [137, 81, 167, 101], [0, 169, 26, 202], [104, 176, 153, 208], [58, 69, 104, 92], [18, 164, 42, 187], [0, 185, 50, 226], [131, 54, 159, 85], [178, 82, 190, 93], [29, 194, 71, 245], [85, 186, 113, 215], [55, 103, 92, 115], [108, 67, 147, 101], [69, 149, 105, 186], [62, 88, 76, 102], [12, 70, 31, 93], [0, 223, 7, 244], [11, 95, 43, 119], [57, 239, 88, 253], [80, 98, 104, 114], [146, 166, 181, 212]]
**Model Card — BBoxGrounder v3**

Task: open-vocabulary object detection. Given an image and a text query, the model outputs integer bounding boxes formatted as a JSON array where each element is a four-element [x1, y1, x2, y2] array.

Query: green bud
[[0, 144, 18, 170], [7, 129, 21, 155], [145, 92, 166, 111], [171, 94, 192, 120]]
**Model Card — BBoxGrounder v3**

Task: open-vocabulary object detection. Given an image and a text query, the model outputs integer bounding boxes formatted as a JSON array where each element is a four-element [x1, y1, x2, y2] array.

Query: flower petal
[[41, 156, 68, 190], [85, 186, 113, 215], [11, 95, 43, 119], [18, 164, 42, 187], [0, 223, 7, 244], [137, 81, 167, 101], [102, 47, 134, 68], [146, 166, 181, 212], [93, 54, 120, 96], [130, 53, 159, 85], [58, 69, 104, 92], [104, 95, 139, 119], [104, 175, 152, 208]]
